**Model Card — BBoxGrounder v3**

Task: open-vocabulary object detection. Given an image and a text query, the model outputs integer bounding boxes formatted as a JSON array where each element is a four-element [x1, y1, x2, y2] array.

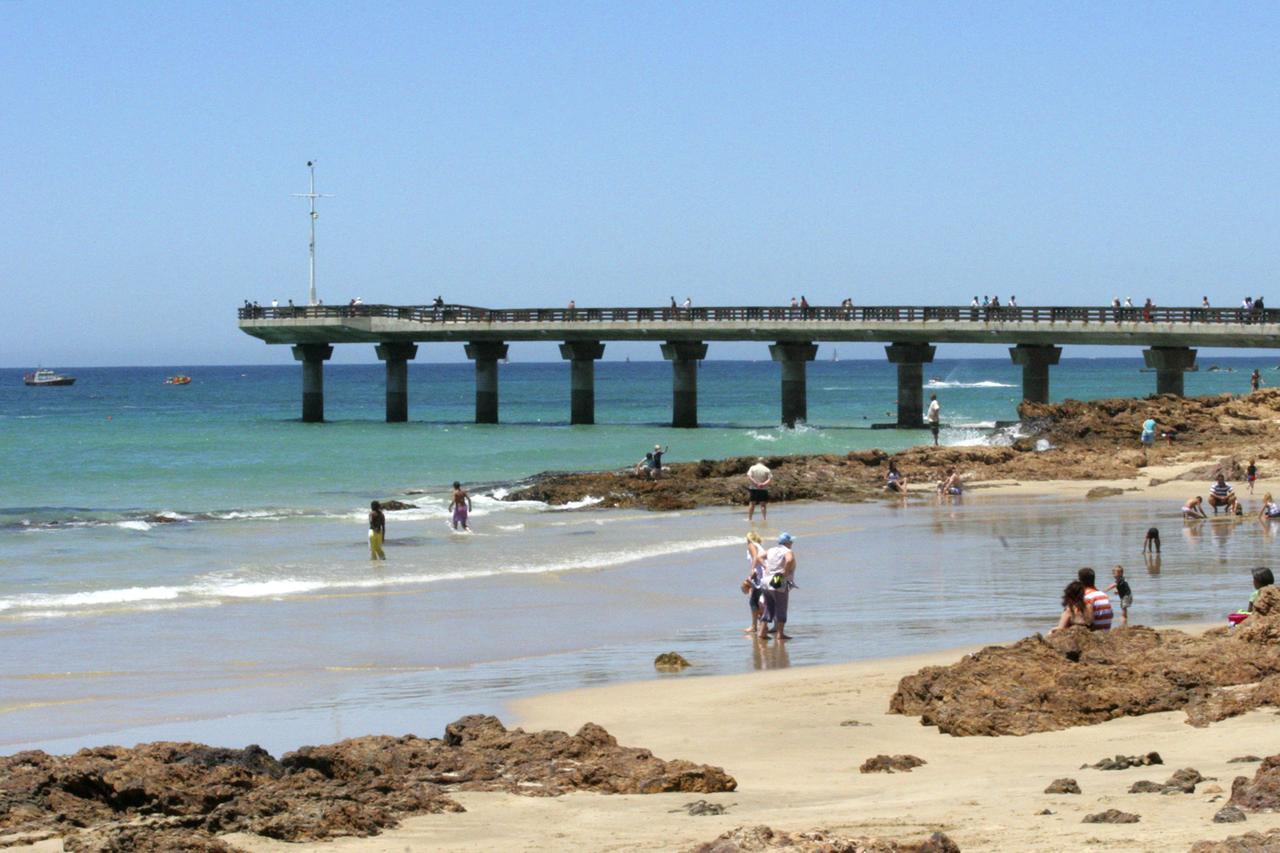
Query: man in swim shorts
[[449, 481, 472, 531], [927, 394, 941, 445], [1183, 495, 1207, 519], [368, 500, 386, 560], [746, 457, 772, 520]]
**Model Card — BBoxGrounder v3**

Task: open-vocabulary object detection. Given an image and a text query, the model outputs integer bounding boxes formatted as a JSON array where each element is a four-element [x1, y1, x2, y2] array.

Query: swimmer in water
[[449, 481, 472, 531]]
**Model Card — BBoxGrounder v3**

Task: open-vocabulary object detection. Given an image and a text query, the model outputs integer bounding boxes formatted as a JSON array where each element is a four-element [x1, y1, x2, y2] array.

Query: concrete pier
[[885, 342, 936, 427], [1009, 344, 1062, 404], [558, 341, 606, 425], [769, 342, 819, 427], [660, 341, 708, 428], [464, 341, 509, 423], [374, 342, 418, 422], [1144, 346, 1197, 396], [291, 343, 334, 423]]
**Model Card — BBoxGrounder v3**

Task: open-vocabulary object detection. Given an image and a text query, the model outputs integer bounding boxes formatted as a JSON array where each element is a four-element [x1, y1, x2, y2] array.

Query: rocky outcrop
[[890, 591, 1280, 736], [689, 825, 960, 852], [377, 500, 417, 511], [1044, 778, 1080, 794], [0, 715, 735, 848], [1189, 828, 1280, 852], [860, 755, 926, 774], [501, 392, 1280, 510], [1227, 754, 1280, 813]]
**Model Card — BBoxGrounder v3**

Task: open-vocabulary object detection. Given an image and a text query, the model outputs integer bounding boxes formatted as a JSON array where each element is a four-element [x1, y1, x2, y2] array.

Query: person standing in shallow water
[[449, 482, 472, 531], [926, 394, 941, 445], [368, 501, 386, 560], [759, 533, 797, 641]]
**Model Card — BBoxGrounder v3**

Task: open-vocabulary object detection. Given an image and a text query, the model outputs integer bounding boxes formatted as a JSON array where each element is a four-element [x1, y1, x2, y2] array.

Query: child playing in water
[[1143, 527, 1161, 554], [1105, 565, 1132, 627], [1248, 460, 1258, 494]]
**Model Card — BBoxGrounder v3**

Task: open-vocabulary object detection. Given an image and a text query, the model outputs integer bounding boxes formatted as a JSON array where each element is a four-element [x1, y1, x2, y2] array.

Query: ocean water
[[0, 357, 1274, 753]]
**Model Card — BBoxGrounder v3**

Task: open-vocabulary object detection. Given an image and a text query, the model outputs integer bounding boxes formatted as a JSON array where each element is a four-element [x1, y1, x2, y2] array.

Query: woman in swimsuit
[[1050, 580, 1093, 633], [742, 531, 766, 634]]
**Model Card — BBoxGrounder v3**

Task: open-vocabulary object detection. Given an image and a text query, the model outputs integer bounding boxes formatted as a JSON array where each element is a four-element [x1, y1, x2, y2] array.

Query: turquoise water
[[1, 357, 1274, 753]]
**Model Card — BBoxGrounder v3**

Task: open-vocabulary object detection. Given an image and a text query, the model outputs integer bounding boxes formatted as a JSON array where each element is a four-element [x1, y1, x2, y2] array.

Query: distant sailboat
[[831, 348, 839, 362]]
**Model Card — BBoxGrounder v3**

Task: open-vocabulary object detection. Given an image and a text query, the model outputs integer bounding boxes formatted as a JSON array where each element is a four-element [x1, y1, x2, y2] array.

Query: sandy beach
[[210, 634, 1277, 853]]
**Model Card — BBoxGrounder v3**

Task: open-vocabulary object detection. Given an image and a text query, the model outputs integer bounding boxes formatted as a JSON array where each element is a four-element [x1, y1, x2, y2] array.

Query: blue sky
[[4, 2, 1279, 366]]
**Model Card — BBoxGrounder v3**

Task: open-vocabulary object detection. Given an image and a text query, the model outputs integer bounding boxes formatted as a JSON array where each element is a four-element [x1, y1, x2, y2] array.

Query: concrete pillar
[[884, 342, 937, 427], [291, 343, 334, 423], [769, 342, 819, 427], [660, 341, 709, 428], [1143, 346, 1197, 397], [375, 342, 418, 423], [558, 341, 606, 425], [1008, 344, 1062, 404], [464, 341, 509, 423]]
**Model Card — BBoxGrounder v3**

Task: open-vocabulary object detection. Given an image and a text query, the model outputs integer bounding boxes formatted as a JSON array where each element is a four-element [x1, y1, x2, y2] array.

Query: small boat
[[165, 375, 192, 385], [23, 369, 75, 386]]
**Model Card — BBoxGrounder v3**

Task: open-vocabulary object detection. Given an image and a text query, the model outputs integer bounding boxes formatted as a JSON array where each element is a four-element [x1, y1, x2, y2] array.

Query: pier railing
[[239, 303, 1280, 325]]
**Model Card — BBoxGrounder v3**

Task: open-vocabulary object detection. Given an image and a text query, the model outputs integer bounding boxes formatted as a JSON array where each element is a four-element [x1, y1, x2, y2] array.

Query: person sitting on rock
[[1208, 474, 1237, 514], [1183, 495, 1208, 519], [937, 469, 962, 497], [1050, 580, 1092, 634]]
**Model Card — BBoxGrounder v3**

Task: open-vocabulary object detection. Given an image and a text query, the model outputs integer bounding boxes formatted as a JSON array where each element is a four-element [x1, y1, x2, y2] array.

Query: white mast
[[293, 161, 333, 306]]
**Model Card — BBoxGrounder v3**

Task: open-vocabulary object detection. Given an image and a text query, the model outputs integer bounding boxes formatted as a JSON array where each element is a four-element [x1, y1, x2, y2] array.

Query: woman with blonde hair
[[742, 531, 766, 634]]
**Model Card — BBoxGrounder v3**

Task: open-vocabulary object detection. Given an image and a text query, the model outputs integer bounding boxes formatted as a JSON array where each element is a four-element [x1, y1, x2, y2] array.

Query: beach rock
[[890, 609, 1280, 736], [840, 719, 871, 727], [673, 800, 728, 816], [1044, 778, 1081, 794], [1083, 809, 1140, 824], [1230, 756, 1263, 763], [1215, 806, 1248, 823], [655, 652, 692, 671], [0, 715, 734, 846], [1227, 754, 1280, 812], [689, 825, 960, 852], [1082, 752, 1164, 770], [860, 755, 926, 774], [63, 821, 241, 852], [1129, 769, 1206, 794], [377, 500, 416, 511], [1189, 828, 1280, 852], [1036, 809, 1054, 815], [1086, 486, 1125, 499]]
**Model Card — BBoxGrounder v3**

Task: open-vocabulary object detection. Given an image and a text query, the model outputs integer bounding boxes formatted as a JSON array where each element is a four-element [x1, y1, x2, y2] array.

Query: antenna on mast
[[292, 161, 333, 306]]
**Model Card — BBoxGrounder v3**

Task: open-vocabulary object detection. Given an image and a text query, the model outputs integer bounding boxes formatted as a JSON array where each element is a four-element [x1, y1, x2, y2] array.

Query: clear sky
[[5, 2, 1279, 366]]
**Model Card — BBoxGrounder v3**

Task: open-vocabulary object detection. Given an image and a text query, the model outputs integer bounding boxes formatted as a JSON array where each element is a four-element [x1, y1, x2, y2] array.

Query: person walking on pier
[[927, 394, 941, 445], [368, 501, 386, 560], [449, 482, 472, 531], [747, 457, 772, 521]]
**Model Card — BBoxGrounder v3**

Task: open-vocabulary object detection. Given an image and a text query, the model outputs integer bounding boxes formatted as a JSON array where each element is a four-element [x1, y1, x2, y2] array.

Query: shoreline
[[218, 626, 1279, 852]]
